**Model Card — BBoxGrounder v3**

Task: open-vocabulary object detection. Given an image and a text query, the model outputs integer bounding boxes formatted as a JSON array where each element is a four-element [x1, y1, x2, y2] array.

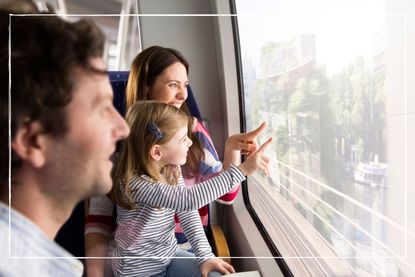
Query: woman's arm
[[223, 122, 266, 170], [192, 120, 266, 205], [191, 119, 239, 204], [84, 195, 115, 277], [84, 233, 110, 277]]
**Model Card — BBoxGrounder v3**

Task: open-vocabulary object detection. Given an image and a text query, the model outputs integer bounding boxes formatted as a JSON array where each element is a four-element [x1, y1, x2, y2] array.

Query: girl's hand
[[238, 137, 272, 176], [200, 258, 235, 277]]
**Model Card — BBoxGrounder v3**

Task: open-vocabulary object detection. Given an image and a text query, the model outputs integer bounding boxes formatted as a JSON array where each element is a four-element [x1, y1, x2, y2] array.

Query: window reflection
[[236, 0, 410, 275]]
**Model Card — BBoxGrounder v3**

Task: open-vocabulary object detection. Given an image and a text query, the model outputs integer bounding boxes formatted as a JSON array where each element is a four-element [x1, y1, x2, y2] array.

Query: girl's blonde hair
[[110, 101, 188, 210]]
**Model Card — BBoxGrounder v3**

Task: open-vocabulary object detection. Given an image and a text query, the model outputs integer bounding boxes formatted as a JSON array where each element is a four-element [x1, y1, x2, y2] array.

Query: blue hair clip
[[146, 122, 163, 140]]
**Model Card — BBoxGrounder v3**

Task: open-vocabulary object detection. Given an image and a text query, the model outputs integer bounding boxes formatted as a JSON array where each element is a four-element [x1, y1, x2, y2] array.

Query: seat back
[[109, 71, 129, 116]]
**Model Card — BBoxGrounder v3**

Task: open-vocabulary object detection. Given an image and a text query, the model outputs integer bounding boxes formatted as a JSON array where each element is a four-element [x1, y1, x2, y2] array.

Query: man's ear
[[149, 144, 163, 162], [11, 121, 47, 168]]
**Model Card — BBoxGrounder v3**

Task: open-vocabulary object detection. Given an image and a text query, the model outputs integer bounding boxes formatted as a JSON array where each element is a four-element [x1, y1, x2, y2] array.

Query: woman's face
[[148, 62, 189, 109]]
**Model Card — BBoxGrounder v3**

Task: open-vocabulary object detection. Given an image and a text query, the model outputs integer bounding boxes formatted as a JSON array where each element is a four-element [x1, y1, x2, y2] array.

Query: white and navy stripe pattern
[[111, 165, 245, 277]]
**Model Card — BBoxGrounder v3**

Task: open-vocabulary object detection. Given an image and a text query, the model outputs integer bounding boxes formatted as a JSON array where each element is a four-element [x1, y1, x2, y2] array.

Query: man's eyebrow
[[92, 91, 113, 108], [87, 65, 108, 75]]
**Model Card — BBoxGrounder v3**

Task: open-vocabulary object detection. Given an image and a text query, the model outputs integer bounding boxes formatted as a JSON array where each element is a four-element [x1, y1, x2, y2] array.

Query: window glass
[[235, 0, 413, 275]]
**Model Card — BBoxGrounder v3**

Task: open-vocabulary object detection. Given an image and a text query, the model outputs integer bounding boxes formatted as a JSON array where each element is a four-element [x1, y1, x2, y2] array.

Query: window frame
[[229, 0, 294, 275]]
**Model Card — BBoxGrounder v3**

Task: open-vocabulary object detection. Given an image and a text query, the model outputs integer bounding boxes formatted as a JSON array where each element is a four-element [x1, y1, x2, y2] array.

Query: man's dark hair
[[0, 14, 106, 184]]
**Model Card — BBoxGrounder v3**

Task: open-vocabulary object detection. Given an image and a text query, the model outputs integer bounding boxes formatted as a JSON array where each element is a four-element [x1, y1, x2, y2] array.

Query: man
[[0, 11, 130, 276]]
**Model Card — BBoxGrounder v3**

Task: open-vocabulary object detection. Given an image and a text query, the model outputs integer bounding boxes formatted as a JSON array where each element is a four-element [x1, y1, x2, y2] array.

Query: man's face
[[41, 58, 129, 201]]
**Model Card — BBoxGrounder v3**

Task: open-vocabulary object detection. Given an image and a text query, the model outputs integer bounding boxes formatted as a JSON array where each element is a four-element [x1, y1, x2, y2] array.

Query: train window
[[234, 0, 413, 276], [34, 0, 141, 70]]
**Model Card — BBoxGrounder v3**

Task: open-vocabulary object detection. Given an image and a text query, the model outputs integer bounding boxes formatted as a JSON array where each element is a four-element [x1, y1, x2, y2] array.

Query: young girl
[[110, 101, 271, 277]]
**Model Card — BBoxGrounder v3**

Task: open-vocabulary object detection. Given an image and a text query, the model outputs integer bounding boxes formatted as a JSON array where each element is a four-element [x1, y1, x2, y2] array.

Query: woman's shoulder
[[191, 117, 210, 135]]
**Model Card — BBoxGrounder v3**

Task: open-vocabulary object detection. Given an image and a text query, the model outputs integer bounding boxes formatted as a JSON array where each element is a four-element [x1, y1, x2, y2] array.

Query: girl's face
[[148, 62, 189, 109], [160, 125, 193, 166]]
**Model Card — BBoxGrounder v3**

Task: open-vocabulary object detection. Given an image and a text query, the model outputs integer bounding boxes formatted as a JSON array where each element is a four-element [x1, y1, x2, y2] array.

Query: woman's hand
[[223, 122, 266, 169], [225, 122, 266, 156], [238, 137, 272, 176], [200, 258, 235, 277]]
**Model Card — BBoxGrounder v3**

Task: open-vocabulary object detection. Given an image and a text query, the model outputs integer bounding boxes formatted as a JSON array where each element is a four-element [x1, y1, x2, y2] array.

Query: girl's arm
[[129, 165, 245, 211], [127, 137, 271, 211], [176, 210, 214, 264], [177, 210, 235, 275]]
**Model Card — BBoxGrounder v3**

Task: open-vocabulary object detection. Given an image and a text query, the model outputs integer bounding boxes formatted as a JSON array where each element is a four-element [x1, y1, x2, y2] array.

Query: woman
[[85, 46, 265, 277]]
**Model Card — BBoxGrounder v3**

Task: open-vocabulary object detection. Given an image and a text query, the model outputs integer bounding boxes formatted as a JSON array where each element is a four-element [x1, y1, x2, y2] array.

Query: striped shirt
[[85, 118, 241, 242], [0, 202, 83, 277], [110, 165, 245, 277]]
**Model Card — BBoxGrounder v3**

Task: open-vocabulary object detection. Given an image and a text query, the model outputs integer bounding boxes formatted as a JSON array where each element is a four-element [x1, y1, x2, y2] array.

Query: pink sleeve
[[190, 119, 241, 205], [85, 195, 115, 238], [217, 183, 240, 204]]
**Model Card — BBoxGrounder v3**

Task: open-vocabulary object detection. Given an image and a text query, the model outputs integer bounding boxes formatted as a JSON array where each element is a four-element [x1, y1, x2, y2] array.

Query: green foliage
[[259, 42, 281, 77], [275, 126, 289, 164], [249, 40, 386, 186]]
